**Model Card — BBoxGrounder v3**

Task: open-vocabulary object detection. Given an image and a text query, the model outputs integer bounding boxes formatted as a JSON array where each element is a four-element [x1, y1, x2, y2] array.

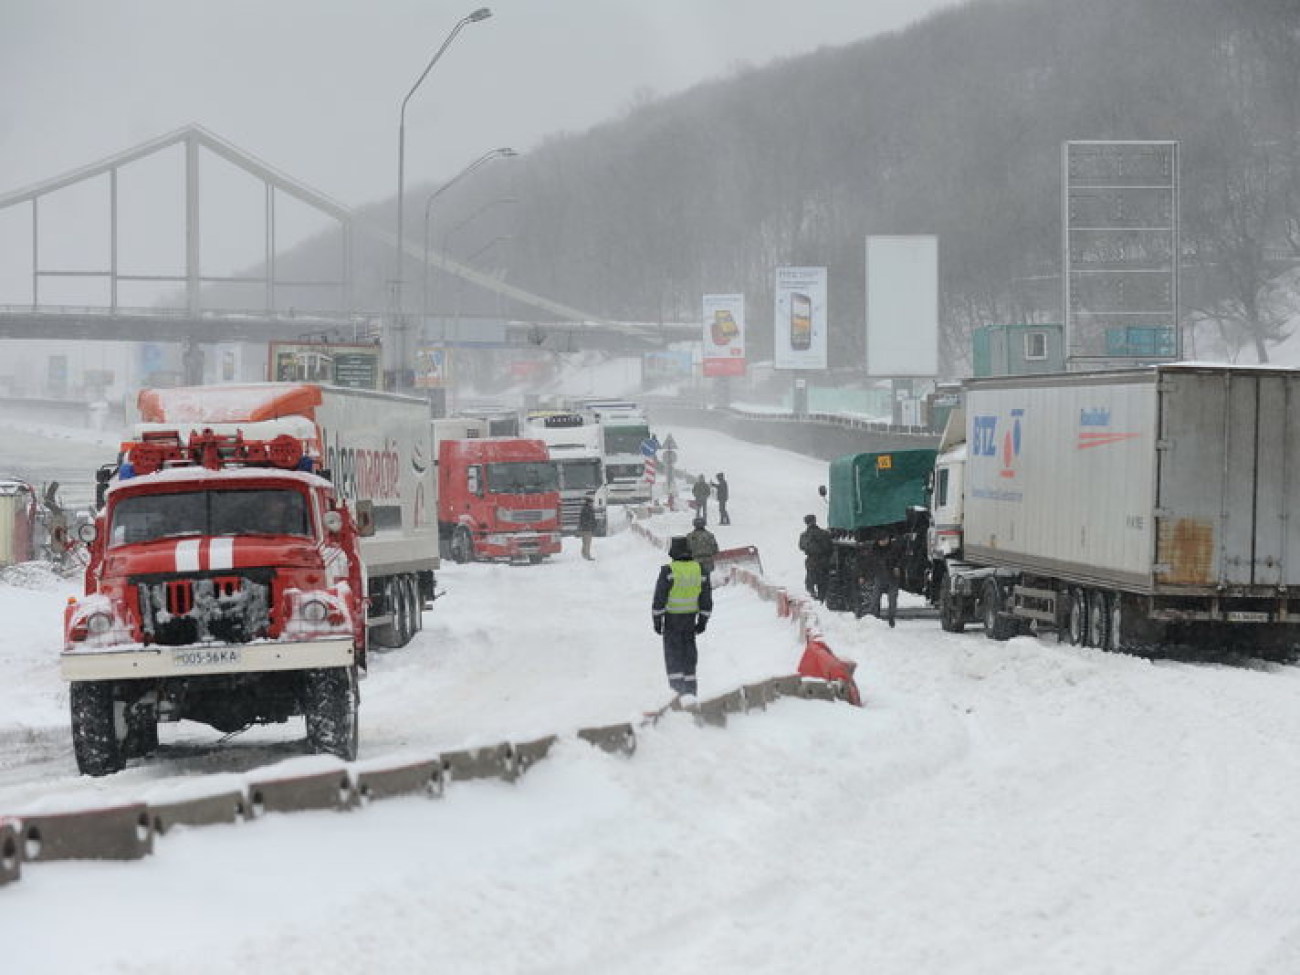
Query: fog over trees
[[262, 0, 1300, 375]]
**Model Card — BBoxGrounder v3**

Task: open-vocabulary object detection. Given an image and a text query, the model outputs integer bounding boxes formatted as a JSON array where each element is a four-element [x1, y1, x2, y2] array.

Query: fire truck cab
[[62, 428, 366, 776]]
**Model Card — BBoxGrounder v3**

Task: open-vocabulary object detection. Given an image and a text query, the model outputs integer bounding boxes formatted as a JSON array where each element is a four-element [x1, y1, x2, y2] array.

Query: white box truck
[[930, 364, 1300, 655]]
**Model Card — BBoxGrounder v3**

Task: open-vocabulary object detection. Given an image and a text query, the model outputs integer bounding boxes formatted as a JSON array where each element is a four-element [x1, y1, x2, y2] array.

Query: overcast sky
[[0, 0, 965, 298]]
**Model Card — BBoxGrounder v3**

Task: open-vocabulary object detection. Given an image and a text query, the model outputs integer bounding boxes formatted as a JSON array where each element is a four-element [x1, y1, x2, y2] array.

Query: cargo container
[[931, 364, 1300, 653]]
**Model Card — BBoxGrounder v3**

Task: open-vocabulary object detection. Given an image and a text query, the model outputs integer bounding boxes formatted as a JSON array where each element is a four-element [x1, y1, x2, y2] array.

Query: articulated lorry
[[827, 364, 1300, 655], [579, 401, 653, 505], [522, 410, 608, 535], [435, 433, 562, 563], [60, 383, 438, 775]]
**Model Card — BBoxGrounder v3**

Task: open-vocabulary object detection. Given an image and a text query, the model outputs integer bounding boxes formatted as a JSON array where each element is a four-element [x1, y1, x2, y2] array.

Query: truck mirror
[[323, 510, 344, 534], [353, 499, 376, 537], [76, 521, 98, 544]]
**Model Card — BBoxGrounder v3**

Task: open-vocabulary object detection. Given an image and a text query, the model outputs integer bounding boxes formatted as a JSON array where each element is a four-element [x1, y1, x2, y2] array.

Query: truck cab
[[522, 411, 609, 536], [437, 437, 562, 563]]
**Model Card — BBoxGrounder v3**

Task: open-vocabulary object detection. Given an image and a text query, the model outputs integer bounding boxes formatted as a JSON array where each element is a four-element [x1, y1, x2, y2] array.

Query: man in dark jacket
[[686, 517, 719, 575], [577, 495, 598, 561], [652, 535, 713, 700], [860, 535, 900, 627], [691, 475, 711, 524], [798, 513, 833, 601], [710, 472, 731, 525]]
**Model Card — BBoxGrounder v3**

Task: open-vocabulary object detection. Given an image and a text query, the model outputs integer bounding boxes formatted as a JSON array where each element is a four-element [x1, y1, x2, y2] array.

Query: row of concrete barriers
[[0, 672, 853, 889], [0, 505, 861, 890]]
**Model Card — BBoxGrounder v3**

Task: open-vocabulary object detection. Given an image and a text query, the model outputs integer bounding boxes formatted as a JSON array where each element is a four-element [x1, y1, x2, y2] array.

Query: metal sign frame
[[1062, 140, 1180, 363]]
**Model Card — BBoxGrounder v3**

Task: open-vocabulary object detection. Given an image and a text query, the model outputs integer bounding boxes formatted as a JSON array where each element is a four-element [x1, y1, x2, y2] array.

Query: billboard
[[414, 346, 452, 388], [269, 342, 381, 390], [702, 294, 746, 377], [866, 236, 938, 377], [1063, 141, 1179, 361], [773, 267, 827, 370]]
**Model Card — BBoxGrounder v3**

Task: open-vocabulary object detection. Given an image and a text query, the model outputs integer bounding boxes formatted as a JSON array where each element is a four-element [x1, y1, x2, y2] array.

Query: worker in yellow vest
[[651, 535, 714, 701]]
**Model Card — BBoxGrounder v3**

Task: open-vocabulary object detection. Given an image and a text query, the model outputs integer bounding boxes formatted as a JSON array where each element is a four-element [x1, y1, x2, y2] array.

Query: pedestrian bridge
[[0, 125, 665, 357]]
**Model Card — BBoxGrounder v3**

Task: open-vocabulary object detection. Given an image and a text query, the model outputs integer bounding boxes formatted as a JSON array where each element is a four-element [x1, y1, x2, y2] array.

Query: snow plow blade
[[714, 545, 763, 577]]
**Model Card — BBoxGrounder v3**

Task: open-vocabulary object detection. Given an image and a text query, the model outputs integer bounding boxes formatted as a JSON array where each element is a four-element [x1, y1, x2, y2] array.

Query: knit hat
[[668, 536, 693, 560]]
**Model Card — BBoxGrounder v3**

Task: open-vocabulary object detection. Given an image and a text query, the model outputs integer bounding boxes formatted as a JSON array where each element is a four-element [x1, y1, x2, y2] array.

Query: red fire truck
[[62, 428, 365, 775], [437, 437, 562, 563], [61, 383, 437, 776]]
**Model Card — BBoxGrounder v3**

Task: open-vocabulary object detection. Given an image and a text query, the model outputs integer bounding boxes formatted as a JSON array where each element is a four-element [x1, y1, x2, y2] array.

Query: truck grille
[[559, 497, 584, 532], [499, 509, 549, 524], [135, 570, 272, 646]]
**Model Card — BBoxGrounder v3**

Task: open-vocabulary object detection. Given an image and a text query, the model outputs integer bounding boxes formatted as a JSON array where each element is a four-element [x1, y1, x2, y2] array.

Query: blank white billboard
[[866, 236, 938, 377]]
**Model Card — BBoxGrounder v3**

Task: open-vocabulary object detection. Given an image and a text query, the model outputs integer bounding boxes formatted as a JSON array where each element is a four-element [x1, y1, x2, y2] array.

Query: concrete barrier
[[798, 679, 838, 702], [688, 697, 728, 728], [442, 743, 513, 782], [150, 791, 248, 835], [21, 803, 153, 861], [577, 723, 636, 756], [511, 736, 557, 778], [0, 820, 20, 886], [742, 678, 778, 711], [355, 760, 444, 802], [248, 769, 356, 815], [769, 674, 806, 699]]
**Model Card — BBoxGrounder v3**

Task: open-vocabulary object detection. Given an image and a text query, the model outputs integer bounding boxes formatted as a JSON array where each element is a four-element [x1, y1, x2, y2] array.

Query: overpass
[[0, 125, 685, 361]]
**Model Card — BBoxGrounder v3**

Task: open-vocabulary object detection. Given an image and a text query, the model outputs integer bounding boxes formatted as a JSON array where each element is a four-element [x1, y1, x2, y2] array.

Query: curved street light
[[421, 147, 517, 320], [392, 6, 491, 386]]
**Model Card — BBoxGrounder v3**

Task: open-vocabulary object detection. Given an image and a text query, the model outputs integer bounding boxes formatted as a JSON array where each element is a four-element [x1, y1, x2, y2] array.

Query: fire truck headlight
[[85, 612, 113, 636], [300, 599, 330, 623]]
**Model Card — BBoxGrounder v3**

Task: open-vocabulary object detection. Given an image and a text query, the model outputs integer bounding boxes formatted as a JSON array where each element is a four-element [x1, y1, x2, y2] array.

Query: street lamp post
[[421, 147, 517, 322], [392, 5, 491, 388]]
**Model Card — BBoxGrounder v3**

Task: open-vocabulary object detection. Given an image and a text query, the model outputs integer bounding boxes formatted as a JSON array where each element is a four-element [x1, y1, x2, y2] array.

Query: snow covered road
[[6, 421, 1300, 974]]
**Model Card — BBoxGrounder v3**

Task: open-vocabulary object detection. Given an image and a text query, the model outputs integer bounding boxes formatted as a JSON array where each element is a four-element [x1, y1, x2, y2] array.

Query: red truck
[[63, 428, 366, 775], [437, 437, 562, 563], [60, 383, 438, 776]]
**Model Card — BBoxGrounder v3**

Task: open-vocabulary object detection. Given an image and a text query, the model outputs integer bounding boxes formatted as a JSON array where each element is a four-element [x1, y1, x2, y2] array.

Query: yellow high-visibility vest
[[666, 559, 702, 614]]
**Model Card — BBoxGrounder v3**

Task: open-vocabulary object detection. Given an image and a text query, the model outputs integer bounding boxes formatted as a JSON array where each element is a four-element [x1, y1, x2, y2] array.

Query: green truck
[[820, 448, 937, 616]]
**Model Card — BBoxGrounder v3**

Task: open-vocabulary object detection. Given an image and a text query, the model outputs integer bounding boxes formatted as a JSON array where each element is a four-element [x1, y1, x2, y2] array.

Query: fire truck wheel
[[304, 666, 359, 761], [451, 526, 474, 564], [70, 681, 127, 777]]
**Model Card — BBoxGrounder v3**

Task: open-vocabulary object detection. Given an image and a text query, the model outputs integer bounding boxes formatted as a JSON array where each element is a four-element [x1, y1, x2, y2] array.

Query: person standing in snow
[[651, 535, 713, 700], [577, 494, 598, 561], [691, 474, 711, 524], [710, 472, 731, 525], [686, 517, 719, 575], [799, 513, 833, 601]]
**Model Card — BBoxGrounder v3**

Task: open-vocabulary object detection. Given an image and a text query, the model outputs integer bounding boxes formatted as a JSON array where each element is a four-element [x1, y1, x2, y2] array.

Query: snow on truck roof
[[107, 465, 329, 496]]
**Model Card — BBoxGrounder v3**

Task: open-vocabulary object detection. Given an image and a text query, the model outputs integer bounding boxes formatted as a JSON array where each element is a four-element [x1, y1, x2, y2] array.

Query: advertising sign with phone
[[702, 293, 747, 377], [773, 267, 828, 370]]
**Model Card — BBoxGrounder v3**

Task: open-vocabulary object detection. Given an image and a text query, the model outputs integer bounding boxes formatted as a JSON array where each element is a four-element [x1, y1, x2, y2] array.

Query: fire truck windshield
[[109, 489, 310, 546], [485, 462, 559, 495]]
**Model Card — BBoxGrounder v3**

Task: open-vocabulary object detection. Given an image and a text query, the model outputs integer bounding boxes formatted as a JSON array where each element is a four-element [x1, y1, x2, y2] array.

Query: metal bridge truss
[[0, 124, 658, 341]]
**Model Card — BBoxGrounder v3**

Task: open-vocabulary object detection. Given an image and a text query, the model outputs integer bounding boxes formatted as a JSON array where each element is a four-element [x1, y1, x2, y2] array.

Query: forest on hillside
[[264, 0, 1300, 376]]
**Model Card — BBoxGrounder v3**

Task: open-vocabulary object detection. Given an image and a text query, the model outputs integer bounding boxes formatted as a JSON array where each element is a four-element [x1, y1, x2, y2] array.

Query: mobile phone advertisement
[[773, 266, 828, 370], [702, 293, 747, 377]]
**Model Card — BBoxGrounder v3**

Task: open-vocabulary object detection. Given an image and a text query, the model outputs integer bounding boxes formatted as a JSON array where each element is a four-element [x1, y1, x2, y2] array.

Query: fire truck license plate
[[172, 647, 243, 668], [1226, 611, 1269, 623]]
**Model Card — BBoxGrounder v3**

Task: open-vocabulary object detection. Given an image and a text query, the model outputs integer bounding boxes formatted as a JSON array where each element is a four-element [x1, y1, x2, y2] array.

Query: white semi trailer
[[930, 364, 1300, 655]]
